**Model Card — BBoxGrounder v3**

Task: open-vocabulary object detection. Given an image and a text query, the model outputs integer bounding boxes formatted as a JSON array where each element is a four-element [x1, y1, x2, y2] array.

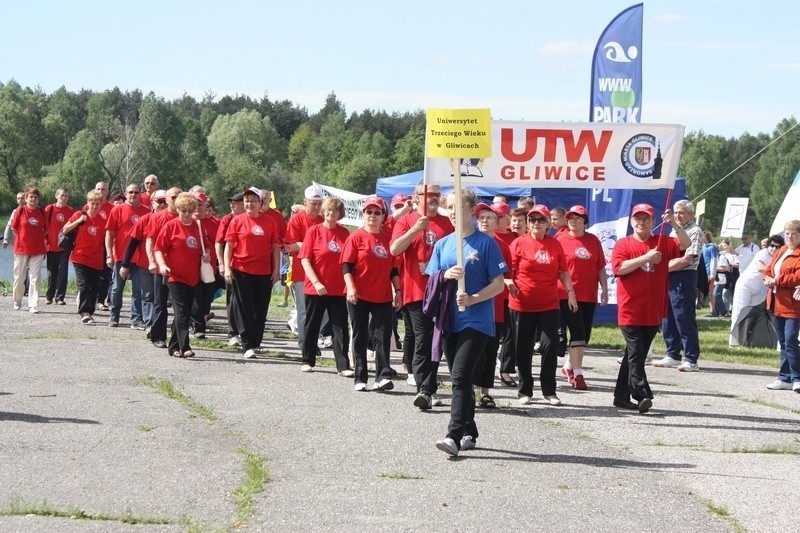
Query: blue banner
[[590, 3, 643, 124]]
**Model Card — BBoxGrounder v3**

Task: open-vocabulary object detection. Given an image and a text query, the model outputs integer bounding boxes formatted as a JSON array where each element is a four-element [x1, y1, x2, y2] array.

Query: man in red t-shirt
[[43, 187, 75, 305], [390, 182, 454, 410], [612, 203, 689, 413], [285, 185, 324, 349], [105, 183, 151, 328], [216, 192, 246, 345], [93, 181, 116, 310]]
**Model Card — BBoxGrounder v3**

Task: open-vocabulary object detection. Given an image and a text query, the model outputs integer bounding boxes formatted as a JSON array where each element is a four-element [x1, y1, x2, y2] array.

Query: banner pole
[[657, 188, 674, 248], [454, 163, 466, 311]]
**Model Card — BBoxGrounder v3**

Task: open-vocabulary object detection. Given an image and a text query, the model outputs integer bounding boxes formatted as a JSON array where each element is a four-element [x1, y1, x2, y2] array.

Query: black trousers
[[151, 274, 170, 344], [191, 281, 216, 334], [406, 301, 440, 396], [74, 263, 100, 316], [497, 302, 516, 374], [230, 270, 270, 351], [46, 250, 70, 302], [511, 309, 560, 397], [474, 321, 504, 389], [615, 325, 657, 402], [348, 299, 392, 384], [168, 281, 196, 354], [401, 305, 414, 368], [303, 294, 350, 371], [443, 328, 487, 446]]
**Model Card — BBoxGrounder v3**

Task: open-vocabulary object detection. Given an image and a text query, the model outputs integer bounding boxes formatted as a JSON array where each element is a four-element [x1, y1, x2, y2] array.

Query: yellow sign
[[426, 108, 492, 158]]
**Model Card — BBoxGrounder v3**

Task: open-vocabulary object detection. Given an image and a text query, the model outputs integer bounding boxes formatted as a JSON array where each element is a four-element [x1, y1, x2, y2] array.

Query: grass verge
[[232, 447, 269, 525], [0, 496, 171, 525], [134, 375, 218, 422]]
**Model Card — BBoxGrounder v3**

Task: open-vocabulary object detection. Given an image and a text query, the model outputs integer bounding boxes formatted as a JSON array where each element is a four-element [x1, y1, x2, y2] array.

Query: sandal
[[170, 350, 182, 358], [479, 394, 496, 409], [182, 350, 195, 358], [499, 373, 518, 387]]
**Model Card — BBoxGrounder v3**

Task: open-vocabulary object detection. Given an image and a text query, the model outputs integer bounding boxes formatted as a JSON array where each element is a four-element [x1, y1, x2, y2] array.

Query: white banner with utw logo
[[424, 120, 684, 190]]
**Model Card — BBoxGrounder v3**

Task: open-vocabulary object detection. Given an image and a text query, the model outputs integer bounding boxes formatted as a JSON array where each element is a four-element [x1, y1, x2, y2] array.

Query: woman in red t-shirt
[[508, 205, 577, 407], [298, 196, 354, 375], [342, 196, 401, 392], [63, 190, 107, 323], [10, 187, 47, 313], [224, 187, 281, 359], [555, 205, 608, 391], [155, 193, 209, 359]]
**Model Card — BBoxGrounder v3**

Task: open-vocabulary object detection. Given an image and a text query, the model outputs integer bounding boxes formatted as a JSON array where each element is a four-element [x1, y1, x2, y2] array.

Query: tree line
[[0, 79, 797, 239]]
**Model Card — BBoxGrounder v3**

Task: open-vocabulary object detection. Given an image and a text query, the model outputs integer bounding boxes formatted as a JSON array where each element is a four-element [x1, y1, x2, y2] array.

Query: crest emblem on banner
[[635, 146, 651, 165]]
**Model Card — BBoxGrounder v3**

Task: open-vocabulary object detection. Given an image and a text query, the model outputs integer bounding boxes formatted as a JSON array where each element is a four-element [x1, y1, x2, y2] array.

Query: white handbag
[[197, 220, 216, 284]]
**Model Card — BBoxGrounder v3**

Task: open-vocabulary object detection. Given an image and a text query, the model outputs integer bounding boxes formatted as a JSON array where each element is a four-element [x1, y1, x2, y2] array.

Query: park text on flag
[[425, 121, 684, 190], [590, 3, 643, 123]]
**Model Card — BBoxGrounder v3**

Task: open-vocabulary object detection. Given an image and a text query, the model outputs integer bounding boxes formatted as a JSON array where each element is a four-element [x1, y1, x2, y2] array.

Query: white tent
[[770, 168, 800, 236]]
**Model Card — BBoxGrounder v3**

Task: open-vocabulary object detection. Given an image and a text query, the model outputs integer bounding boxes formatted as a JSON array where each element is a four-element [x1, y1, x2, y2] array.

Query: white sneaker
[[460, 436, 476, 451], [653, 356, 680, 368], [518, 395, 532, 406], [794, 382, 800, 392], [228, 336, 241, 346], [300, 364, 314, 373], [29, 307, 39, 314], [766, 380, 792, 390], [13, 302, 21, 310], [354, 382, 368, 392], [338, 369, 355, 378], [317, 336, 332, 349], [372, 379, 394, 392], [435, 437, 459, 457], [677, 361, 699, 372], [544, 395, 562, 406], [406, 374, 417, 387], [287, 311, 298, 335], [243, 349, 256, 359]]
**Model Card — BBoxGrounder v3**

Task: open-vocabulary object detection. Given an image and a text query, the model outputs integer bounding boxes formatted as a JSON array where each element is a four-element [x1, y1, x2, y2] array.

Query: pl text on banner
[[424, 120, 684, 191]]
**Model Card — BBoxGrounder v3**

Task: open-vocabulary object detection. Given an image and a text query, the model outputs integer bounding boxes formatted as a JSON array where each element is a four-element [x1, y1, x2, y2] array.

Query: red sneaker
[[561, 366, 575, 385], [573, 374, 587, 390]]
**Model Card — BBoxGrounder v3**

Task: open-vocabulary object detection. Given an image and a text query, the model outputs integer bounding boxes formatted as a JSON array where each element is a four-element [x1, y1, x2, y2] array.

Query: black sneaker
[[109, 317, 119, 327]]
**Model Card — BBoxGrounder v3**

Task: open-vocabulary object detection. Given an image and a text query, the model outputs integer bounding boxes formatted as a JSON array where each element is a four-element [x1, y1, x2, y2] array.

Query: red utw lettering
[[500, 128, 613, 163]]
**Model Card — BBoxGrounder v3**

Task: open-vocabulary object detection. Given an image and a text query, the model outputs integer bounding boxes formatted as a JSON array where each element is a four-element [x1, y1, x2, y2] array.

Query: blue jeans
[[772, 315, 800, 384], [139, 267, 155, 326], [713, 284, 727, 316], [662, 270, 701, 363], [110, 262, 142, 323]]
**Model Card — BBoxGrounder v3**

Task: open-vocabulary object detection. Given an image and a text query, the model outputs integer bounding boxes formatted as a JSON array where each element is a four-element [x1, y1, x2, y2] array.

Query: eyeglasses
[[364, 210, 383, 216], [529, 216, 547, 223], [127, 190, 140, 194]]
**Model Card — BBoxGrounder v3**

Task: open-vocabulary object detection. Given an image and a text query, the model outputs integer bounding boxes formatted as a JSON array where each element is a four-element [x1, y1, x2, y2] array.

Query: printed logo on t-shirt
[[99, 211, 108, 219], [372, 244, 388, 259], [132, 214, 141, 223], [575, 246, 591, 260], [88, 225, 98, 236], [56, 213, 65, 222], [186, 236, 199, 249], [28, 216, 40, 226], [327, 240, 341, 253], [498, 261, 507, 269], [466, 250, 480, 264], [424, 230, 437, 246], [534, 250, 551, 264], [640, 262, 655, 273], [251, 225, 264, 236]]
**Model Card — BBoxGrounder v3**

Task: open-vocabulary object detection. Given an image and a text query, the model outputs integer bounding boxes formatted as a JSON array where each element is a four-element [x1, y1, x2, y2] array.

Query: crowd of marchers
[[4, 177, 799, 459]]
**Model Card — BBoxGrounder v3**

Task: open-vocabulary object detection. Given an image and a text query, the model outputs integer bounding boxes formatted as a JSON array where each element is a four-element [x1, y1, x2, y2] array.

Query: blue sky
[[1, 0, 797, 138]]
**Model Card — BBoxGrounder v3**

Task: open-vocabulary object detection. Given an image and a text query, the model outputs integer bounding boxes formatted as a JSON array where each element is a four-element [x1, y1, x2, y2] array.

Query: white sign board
[[720, 197, 749, 238]]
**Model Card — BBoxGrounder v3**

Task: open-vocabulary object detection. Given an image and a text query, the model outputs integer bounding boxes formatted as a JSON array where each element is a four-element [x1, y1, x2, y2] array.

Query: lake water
[[0, 245, 75, 287]]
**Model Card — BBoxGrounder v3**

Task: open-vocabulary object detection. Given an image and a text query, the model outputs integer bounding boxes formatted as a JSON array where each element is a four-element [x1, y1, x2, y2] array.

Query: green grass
[[232, 447, 269, 525], [0, 496, 171, 525], [590, 320, 779, 368], [725, 444, 800, 455], [697, 496, 747, 533], [134, 375, 218, 422], [736, 396, 800, 415]]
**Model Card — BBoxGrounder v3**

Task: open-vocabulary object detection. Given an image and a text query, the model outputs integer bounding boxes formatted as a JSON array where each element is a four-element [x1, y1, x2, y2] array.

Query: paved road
[[1, 297, 798, 532]]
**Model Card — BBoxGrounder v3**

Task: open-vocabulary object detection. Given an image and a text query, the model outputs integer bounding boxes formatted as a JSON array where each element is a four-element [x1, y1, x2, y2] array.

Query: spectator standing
[[654, 200, 704, 372], [215, 192, 245, 346], [702, 231, 719, 316], [735, 232, 760, 272], [763, 221, 800, 392], [43, 188, 75, 305], [92, 181, 115, 310], [139, 174, 159, 207]]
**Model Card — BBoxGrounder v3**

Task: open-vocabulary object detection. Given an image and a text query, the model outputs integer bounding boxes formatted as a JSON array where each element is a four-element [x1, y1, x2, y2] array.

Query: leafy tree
[[0, 81, 48, 192], [390, 124, 425, 174], [678, 131, 734, 233], [300, 111, 347, 185], [59, 129, 106, 194], [337, 153, 383, 194], [44, 86, 85, 161], [751, 118, 800, 237], [207, 109, 287, 175], [308, 92, 345, 133], [261, 97, 309, 141], [287, 123, 314, 172], [264, 162, 302, 215], [135, 94, 187, 188]]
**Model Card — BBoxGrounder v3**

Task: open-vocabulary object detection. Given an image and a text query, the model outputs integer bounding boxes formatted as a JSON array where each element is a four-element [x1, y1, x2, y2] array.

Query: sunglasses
[[155, 199, 166, 205], [529, 216, 547, 223], [364, 210, 383, 216]]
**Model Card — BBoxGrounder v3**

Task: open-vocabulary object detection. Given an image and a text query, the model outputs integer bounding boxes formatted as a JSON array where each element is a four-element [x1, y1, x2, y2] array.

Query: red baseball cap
[[565, 205, 589, 220], [473, 203, 498, 218], [631, 203, 655, 217], [391, 193, 409, 208], [527, 204, 551, 219], [363, 195, 386, 212], [491, 202, 511, 217]]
